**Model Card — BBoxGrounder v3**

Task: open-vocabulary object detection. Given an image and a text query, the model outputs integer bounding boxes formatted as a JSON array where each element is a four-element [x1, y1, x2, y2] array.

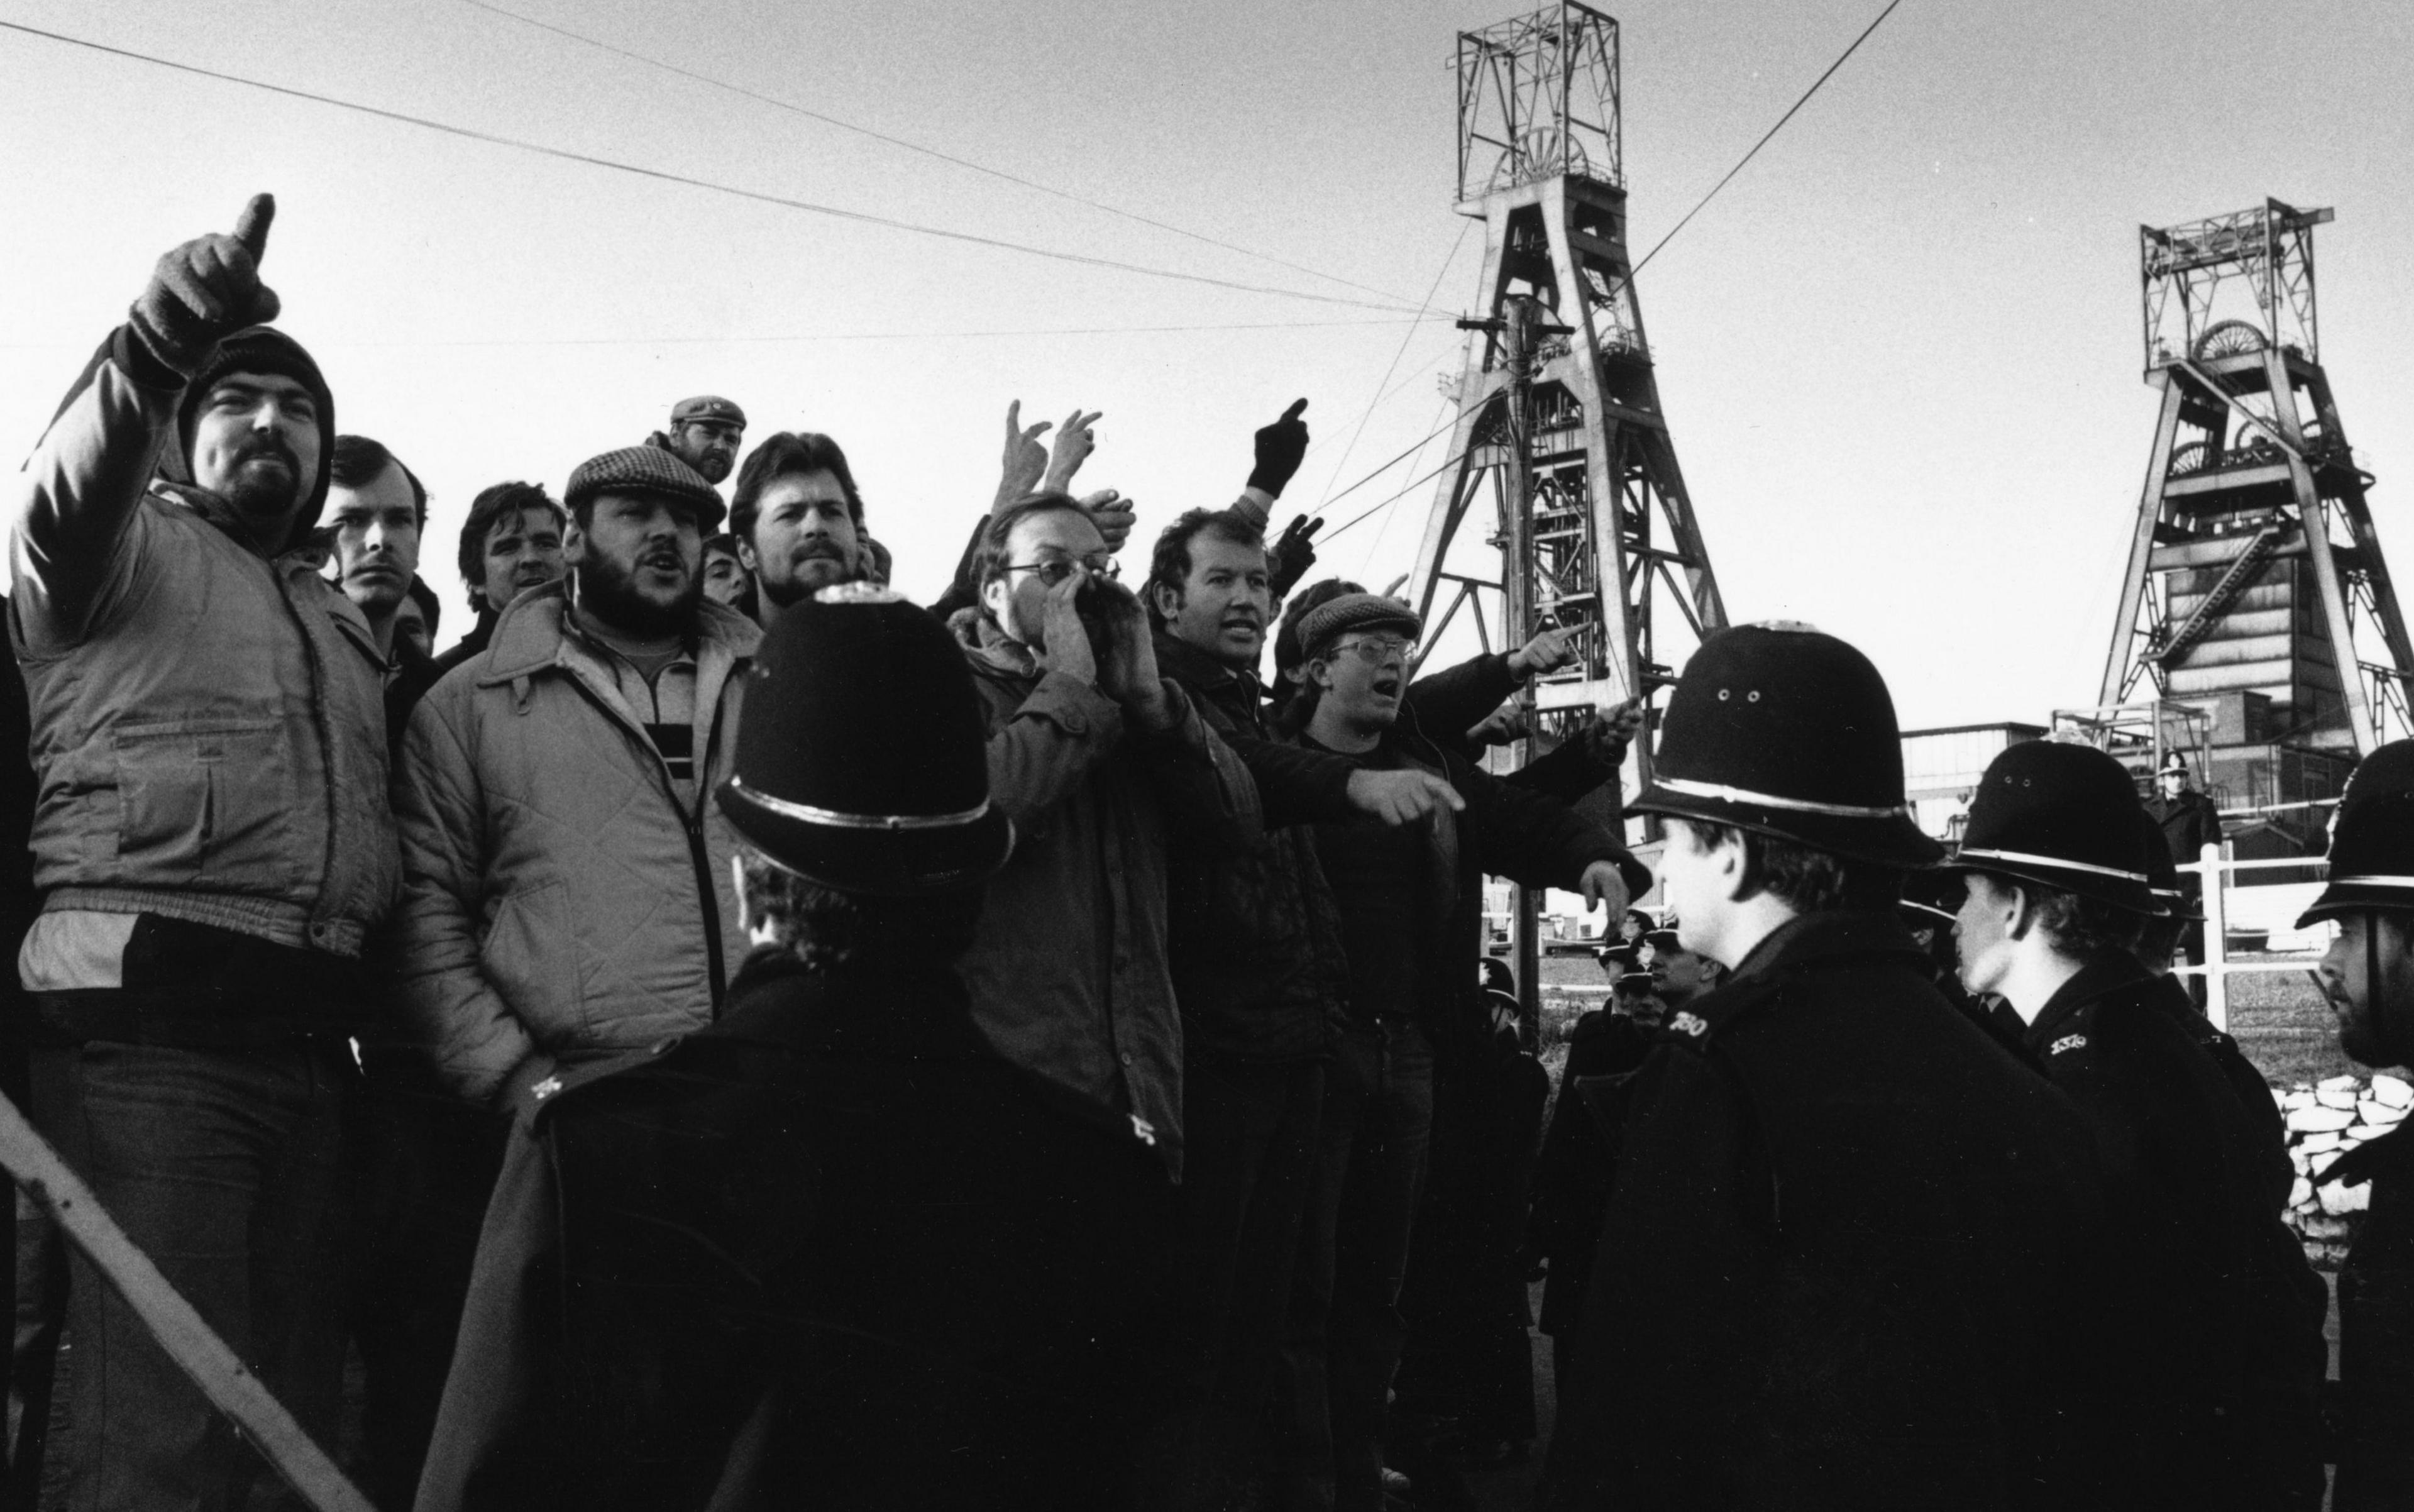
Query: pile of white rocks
[[2281, 1071, 2411, 1266]]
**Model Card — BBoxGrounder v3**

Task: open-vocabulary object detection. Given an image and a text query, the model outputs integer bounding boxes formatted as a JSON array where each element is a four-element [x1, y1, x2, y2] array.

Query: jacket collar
[[477, 580, 760, 685], [2024, 950, 2154, 1047], [1150, 629, 1252, 696], [1724, 908, 1929, 985], [962, 614, 1041, 683]]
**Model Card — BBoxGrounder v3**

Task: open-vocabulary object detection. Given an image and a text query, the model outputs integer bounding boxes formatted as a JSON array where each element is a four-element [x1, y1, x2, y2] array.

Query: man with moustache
[[2298, 741, 2414, 1508], [392, 444, 758, 1110], [646, 394, 746, 488], [433, 480, 567, 676], [1140, 507, 1467, 1504], [6, 194, 399, 1506], [727, 430, 872, 630]]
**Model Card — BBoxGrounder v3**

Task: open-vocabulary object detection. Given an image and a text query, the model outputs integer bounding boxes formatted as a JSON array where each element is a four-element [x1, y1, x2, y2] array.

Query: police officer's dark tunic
[[1540, 912, 2117, 1511], [2328, 1118, 2414, 1509], [2019, 952, 2324, 1510]]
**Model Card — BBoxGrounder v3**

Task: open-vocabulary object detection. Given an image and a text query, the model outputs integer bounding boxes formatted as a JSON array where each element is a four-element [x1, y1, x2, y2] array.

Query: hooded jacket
[[5, 323, 397, 961]]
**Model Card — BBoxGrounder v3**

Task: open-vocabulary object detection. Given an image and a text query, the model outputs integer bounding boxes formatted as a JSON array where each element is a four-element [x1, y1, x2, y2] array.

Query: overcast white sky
[[3, 0, 2409, 731]]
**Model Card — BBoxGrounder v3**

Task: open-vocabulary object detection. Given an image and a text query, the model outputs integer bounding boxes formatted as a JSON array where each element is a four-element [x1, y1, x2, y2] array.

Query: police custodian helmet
[[1943, 740, 2157, 915], [1628, 622, 1941, 868], [2298, 739, 2414, 926]]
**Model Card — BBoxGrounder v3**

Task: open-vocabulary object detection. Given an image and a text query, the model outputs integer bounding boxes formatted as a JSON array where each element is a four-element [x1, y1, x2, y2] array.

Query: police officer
[[1947, 740, 2323, 1510], [2146, 751, 2224, 1005], [2303, 741, 2414, 1508], [1539, 623, 2116, 1511]]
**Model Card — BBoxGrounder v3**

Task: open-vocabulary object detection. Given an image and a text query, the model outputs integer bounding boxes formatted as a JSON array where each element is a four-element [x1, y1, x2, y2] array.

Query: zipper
[[556, 664, 730, 1013]]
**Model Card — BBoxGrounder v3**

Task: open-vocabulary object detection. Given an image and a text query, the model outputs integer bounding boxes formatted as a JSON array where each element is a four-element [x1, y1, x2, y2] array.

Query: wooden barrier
[[0, 1092, 373, 1512]]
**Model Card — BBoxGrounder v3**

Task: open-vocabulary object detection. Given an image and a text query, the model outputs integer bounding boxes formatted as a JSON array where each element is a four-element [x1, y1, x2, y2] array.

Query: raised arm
[[11, 196, 280, 645]]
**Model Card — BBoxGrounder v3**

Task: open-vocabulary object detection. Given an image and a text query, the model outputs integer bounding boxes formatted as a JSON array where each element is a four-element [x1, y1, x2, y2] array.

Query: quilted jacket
[[6, 324, 398, 959], [390, 583, 759, 1105]]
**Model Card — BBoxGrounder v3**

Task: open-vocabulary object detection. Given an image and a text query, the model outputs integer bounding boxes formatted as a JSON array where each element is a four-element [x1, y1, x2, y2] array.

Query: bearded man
[[391, 444, 759, 1110]]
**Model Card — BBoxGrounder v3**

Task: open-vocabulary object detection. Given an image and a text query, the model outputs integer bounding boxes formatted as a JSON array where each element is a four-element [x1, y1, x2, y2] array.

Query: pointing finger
[[231, 193, 275, 263], [1281, 397, 1308, 422]]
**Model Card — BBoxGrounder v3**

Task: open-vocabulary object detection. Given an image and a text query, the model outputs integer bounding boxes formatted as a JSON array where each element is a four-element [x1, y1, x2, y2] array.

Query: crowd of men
[[0, 194, 2408, 1512]]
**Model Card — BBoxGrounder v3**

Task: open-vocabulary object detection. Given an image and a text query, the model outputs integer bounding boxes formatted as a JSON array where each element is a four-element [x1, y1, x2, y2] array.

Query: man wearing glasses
[[1275, 590, 1636, 1512], [959, 492, 1255, 1206]]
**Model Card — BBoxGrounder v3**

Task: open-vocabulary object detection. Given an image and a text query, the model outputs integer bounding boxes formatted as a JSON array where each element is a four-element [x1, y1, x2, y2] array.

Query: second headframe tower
[[2101, 201, 2412, 767], [1406, 2, 1726, 800]]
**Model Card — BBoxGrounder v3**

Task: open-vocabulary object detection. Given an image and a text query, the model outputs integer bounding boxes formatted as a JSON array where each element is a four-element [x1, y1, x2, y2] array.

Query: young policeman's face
[[746, 470, 861, 607], [1657, 820, 1741, 961], [1157, 534, 1272, 670], [479, 505, 566, 615], [2317, 912, 2414, 1068], [324, 460, 421, 618], [1953, 871, 2023, 1000]]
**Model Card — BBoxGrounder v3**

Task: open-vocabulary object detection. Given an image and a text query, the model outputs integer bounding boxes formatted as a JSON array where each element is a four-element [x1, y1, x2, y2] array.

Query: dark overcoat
[[2019, 953, 2325, 1509], [2329, 1119, 2414, 1509], [1540, 911, 2120, 1511], [414, 946, 1170, 1512]]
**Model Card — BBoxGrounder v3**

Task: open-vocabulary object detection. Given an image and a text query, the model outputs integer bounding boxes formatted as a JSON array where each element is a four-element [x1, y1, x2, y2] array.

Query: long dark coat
[[2019, 952, 2325, 1510], [1540, 911, 2120, 1511], [414, 946, 1170, 1512], [2329, 1120, 2414, 1509]]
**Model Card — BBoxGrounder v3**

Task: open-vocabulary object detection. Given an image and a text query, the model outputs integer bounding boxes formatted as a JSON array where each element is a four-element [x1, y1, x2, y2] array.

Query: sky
[[3, 0, 2410, 732]]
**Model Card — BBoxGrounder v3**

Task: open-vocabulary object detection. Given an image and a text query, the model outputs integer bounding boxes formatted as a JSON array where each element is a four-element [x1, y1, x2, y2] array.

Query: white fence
[[2175, 843, 2329, 1032]]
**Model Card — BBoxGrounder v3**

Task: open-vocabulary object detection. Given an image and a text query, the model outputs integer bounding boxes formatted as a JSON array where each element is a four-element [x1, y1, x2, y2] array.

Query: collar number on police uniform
[[2049, 1034, 2087, 1056], [1669, 1010, 1709, 1039]]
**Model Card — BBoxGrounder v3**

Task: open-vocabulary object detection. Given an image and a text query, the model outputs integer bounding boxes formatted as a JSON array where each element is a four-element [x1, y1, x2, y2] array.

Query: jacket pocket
[[110, 719, 299, 890], [480, 880, 578, 1046]]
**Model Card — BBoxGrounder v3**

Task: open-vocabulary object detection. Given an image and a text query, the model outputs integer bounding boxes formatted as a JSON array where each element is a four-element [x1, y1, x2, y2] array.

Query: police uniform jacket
[[1540, 910, 2118, 1511], [2146, 790, 2223, 882], [414, 944, 1169, 1512], [2020, 952, 2323, 1510], [2320, 1119, 2414, 1510]]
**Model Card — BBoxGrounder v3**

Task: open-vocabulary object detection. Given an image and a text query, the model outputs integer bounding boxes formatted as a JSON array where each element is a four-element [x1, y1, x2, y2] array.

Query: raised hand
[[1033, 567, 1098, 687], [1269, 514, 1323, 599], [1091, 577, 1172, 729], [1509, 622, 1584, 679], [1079, 488, 1137, 553], [996, 400, 1052, 507], [1582, 697, 1647, 767], [1044, 409, 1103, 492], [131, 193, 282, 375], [1248, 398, 1311, 499], [1580, 858, 1631, 916], [1345, 767, 1466, 827]]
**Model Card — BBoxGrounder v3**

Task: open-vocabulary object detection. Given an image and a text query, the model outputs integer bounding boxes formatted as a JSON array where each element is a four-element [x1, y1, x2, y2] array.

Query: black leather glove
[[1247, 397, 1310, 499], [1269, 514, 1323, 599], [129, 194, 281, 377]]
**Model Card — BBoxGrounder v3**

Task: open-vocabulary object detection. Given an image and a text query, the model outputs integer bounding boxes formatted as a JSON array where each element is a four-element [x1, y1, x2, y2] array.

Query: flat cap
[[1294, 593, 1421, 655], [564, 446, 727, 533], [670, 395, 746, 429]]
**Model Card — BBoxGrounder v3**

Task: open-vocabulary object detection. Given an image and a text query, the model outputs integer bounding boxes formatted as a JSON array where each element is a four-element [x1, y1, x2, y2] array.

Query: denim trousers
[[1272, 1019, 1435, 1512], [30, 1038, 355, 1512]]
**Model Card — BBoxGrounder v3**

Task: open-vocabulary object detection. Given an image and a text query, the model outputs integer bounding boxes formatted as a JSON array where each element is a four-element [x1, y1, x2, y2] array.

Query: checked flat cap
[[565, 446, 725, 534]]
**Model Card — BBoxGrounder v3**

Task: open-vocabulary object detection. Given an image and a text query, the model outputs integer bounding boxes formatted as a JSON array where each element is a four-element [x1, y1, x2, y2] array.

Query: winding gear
[[1627, 622, 1940, 868], [1942, 739, 2158, 914]]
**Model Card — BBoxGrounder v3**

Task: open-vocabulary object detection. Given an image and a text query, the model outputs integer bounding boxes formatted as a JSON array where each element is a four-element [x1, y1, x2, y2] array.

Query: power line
[[458, 0, 1417, 311], [274, 316, 1428, 351], [1321, 448, 1463, 544], [1312, 220, 1472, 506], [1625, 0, 1907, 281], [0, 19, 1429, 317]]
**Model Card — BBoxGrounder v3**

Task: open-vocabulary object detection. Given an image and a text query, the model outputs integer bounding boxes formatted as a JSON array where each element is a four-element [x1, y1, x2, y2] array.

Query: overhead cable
[[458, 0, 1416, 310], [1311, 220, 1472, 506], [0, 19, 1429, 317], [1625, 0, 1907, 282]]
